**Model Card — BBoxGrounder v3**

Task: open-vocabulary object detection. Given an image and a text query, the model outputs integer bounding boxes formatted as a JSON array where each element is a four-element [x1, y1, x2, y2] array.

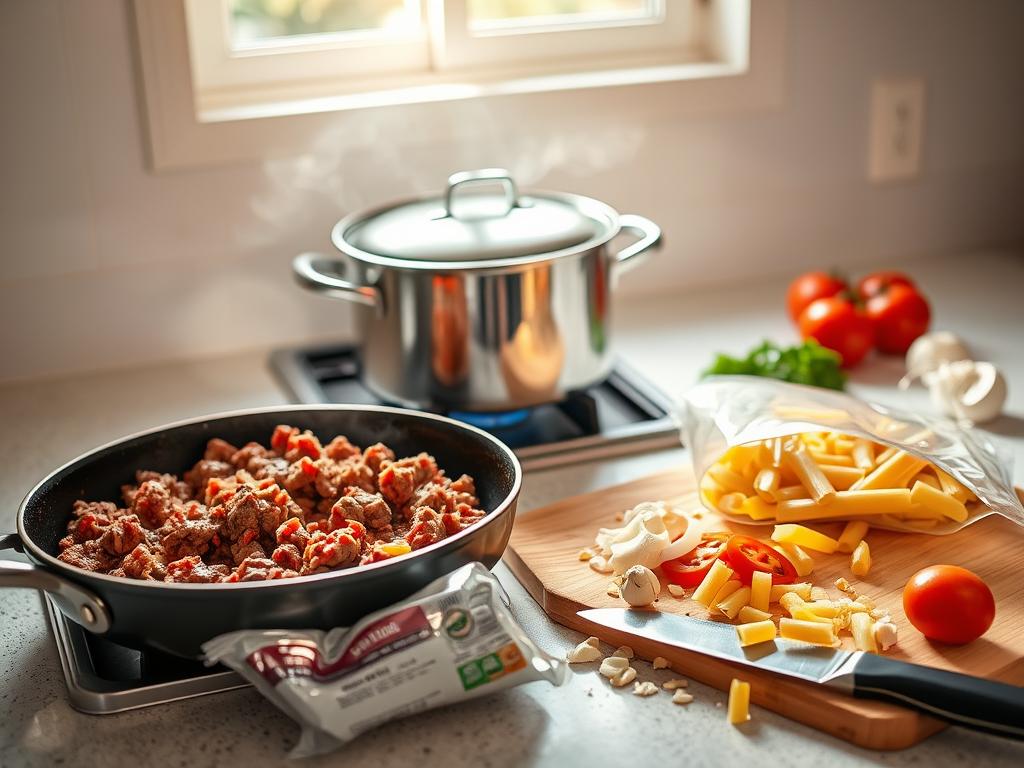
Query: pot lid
[[341, 169, 610, 263]]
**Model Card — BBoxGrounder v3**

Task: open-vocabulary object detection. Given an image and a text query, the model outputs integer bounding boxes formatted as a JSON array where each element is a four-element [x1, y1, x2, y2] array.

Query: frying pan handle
[[0, 546, 112, 633], [293, 252, 383, 312], [613, 214, 662, 274]]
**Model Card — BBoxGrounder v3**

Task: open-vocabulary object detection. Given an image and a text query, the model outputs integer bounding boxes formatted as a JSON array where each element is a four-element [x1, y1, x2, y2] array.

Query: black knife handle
[[852, 653, 1024, 740]]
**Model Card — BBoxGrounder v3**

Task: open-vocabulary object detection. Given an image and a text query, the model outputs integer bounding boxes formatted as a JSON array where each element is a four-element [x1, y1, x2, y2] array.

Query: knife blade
[[579, 608, 1024, 740]]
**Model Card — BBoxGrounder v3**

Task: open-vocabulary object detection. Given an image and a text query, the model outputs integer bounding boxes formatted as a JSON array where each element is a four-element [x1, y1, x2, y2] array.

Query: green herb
[[702, 340, 846, 390]]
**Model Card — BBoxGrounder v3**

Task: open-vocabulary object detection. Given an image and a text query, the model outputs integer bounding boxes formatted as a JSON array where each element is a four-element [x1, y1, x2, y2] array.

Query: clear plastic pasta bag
[[203, 563, 567, 758], [682, 377, 1024, 533]]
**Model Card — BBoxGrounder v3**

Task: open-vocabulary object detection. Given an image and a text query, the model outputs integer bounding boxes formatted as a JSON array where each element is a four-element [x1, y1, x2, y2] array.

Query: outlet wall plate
[[868, 78, 926, 182]]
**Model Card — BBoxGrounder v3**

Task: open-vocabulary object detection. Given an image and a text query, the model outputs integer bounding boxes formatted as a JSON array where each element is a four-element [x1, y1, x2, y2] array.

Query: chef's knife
[[579, 608, 1024, 739]]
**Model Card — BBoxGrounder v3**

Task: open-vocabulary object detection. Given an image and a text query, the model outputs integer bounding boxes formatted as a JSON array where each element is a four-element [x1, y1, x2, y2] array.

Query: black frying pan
[[0, 405, 522, 658]]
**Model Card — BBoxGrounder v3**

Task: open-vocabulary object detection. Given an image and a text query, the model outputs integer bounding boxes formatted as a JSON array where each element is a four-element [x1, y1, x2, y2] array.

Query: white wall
[[1, 0, 1022, 383]]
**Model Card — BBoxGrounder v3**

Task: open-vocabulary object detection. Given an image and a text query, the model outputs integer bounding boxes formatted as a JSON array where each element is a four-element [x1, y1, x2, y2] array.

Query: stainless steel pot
[[293, 168, 661, 411]]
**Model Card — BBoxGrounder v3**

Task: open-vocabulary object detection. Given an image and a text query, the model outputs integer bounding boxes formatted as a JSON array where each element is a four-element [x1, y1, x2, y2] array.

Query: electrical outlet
[[868, 78, 925, 182]]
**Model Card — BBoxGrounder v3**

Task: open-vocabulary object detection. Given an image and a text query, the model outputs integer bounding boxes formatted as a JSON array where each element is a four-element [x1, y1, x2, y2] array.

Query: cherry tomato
[[720, 535, 798, 585], [798, 297, 875, 367], [786, 272, 848, 323], [856, 270, 916, 301], [661, 533, 730, 587], [865, 284, 931, 355], [903, 565, 995, 644]]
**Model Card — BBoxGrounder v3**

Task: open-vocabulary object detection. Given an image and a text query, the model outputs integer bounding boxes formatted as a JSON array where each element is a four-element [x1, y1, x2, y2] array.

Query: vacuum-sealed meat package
[[203, 562, 567, 757]]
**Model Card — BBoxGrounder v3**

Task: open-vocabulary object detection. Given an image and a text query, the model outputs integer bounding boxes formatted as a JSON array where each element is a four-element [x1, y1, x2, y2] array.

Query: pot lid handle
[[444, 168, 519, 218]]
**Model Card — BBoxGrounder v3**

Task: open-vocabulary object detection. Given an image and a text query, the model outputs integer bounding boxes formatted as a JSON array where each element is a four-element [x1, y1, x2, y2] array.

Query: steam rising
[[241, 97, 646, 249]]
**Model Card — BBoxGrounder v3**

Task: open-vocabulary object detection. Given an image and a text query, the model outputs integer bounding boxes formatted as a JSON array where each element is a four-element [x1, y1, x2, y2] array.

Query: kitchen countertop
[[2, 250, 1023, 767]]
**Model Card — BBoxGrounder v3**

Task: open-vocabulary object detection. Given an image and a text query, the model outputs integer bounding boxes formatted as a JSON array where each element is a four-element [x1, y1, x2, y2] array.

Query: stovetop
[[46, 342, 681, 714], [270, 343, 681, 471]]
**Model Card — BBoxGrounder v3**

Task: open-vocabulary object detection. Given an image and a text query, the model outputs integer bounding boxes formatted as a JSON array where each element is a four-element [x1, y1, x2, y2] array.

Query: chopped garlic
[[672, 690, 695, 705], [667, 584, 686, 598], [610, 667, 637, 687], [606, 583, 620, 597], [652, 656, 669, 670], [612, 645, 635, 659], [566, 642, 602, 663], [633, 681, 659, 697], [589, 556, 614, 574], [834, 577, 854, 595], [810, 586, 829, 601], [662, 678, 689, 690], [578, 549, 593, 561], [599, 656, 630, 678], [873, 619, 898, 651]]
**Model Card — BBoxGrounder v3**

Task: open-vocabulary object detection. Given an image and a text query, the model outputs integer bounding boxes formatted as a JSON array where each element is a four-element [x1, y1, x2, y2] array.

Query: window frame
[[132, 0, 786, 171]]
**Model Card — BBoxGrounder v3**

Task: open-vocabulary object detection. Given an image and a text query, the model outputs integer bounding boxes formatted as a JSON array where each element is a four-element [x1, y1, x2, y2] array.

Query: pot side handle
[[293, 252, 382, 311], [0, 535, 112, 633], [614, 214, 662, 273]]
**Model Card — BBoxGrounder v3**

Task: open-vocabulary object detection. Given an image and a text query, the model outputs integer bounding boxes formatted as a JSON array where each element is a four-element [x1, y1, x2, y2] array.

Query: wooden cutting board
[[505, 467, 1024, 750]]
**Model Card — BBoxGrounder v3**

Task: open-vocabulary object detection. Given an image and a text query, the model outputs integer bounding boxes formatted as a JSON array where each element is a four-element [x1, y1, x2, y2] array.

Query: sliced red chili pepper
[[721, 535, 798, 585], [660, 533, 730, 587]]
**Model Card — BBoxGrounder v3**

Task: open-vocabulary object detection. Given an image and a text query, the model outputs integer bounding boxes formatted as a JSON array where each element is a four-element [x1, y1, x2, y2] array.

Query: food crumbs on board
[[633, 681, 659, 697], [672, 690, 695, 705], [652, 656, 669, 670], [667, 584, 686, 597], [662, 679, 688, 690], [610, 667, 637, 687], [578, 549, 593, 561]]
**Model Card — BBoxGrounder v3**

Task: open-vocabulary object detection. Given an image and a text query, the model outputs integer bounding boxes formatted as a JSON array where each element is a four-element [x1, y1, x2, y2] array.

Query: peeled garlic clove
[[928, 360, 1007, 423], [901, 332, 970, 389], [618, 565, 661, 607]]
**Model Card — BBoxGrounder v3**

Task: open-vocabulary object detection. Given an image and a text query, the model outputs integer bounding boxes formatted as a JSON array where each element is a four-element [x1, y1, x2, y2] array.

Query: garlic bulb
[[618, 565, 661, 607], [900, 332, 970, 389], [927, 360, 1007, 424]]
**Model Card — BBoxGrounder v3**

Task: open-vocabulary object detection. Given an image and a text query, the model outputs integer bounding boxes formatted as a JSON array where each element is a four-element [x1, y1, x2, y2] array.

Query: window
[[183, 0, 705, 115], [132, 0, 785, 170]]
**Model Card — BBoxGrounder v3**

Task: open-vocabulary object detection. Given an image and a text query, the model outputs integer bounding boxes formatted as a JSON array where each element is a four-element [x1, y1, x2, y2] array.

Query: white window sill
[[199, 59, 747, 124], [134, 0, 786, 172]]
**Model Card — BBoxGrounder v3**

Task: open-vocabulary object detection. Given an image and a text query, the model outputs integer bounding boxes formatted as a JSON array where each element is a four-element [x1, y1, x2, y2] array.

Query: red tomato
[[786, 272, 848, 323], [903, 565, 995, 645], [720, 535, 798, 585], [865, 284, 931, 355], [797, 298, 875, 367], [856, 270, 916, 301], [661, 533, 730, 587]]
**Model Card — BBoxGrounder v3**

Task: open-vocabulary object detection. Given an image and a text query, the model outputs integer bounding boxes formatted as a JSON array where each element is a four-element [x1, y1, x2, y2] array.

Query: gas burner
[[270, 343, 680, 471]]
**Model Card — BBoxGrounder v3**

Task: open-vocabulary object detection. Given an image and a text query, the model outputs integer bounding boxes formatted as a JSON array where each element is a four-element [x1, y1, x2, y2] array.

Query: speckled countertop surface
[[2, 251, 1023, 767]]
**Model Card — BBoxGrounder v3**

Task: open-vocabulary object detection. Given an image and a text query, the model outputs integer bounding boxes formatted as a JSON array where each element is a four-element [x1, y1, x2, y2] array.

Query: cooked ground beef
[[58, 425, 489, 584]]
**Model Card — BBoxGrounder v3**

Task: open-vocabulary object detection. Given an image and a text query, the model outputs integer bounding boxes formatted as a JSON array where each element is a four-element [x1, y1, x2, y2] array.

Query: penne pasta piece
[[727, 444, 763, 478], [818, 464, 866, 490], [754, 467, 781, 503], [770, 582, 813, 602], [718, 586, 752, 619], [935, 469, 974, 503], [803, 434, 828, 453], [784, 445, 836, 503], [707, 463, 755, 496], [832, 437, 856, 454], [790, 607, 834, 624], [769, 438, 784, 468], [737, 605, 773, 623], [851, 450, 928, 491], [911, 472, 941, 490], [836, 520, 869, 553], [850, 612, 877, 652], [809, 452, 855, 467], [779, 618, 836, 646], [873, 445, 898, 466], [710, 579, 743, 610], [851, 439, 875, 470], [772, 541, 814, 577], [773, 485, 810, 502], [736, 620, 777, 647], [692, 560, 735, 607], [728, 679, 751, 724], [910, 480, 969, 522], [716, 492, 748, 516], [749, 571, 772, 613], [779, 591, 806, 615], [771, 524, 839, 554], [775, 489, 912, 523], [739, 496, 778, 521]]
